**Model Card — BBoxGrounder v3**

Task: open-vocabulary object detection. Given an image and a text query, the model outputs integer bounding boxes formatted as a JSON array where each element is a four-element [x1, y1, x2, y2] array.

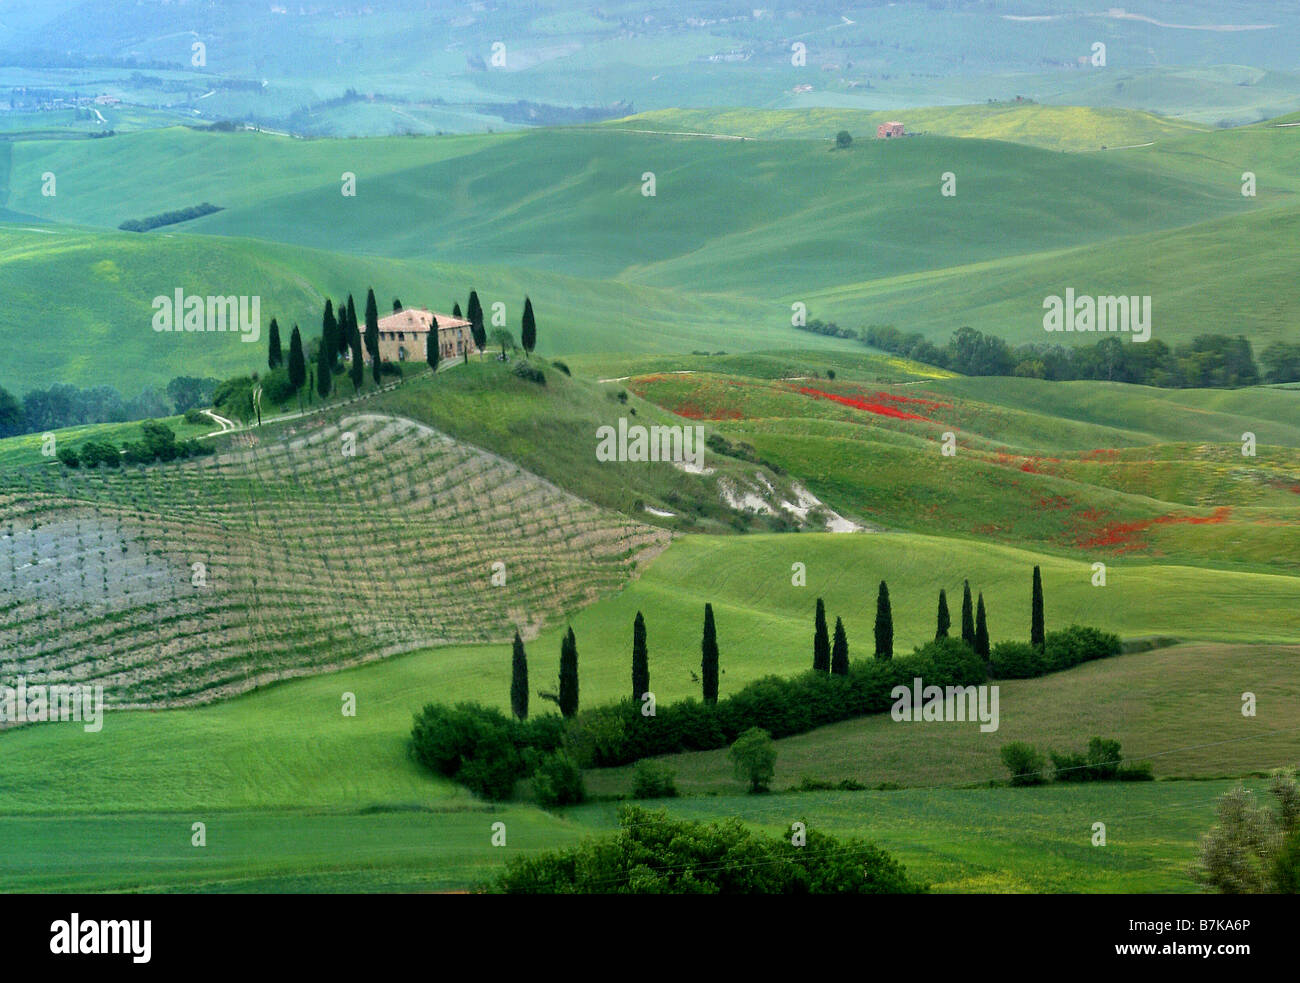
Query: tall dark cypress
[[1031, 565, 1045, 652], [936, 588, 951, 640], [267, 317, 282, 370], [874, 581, 893, 659], [510, 630, 528, 720], [336, 299, 350, 358], [558, 626, 578, 719], [287, 325, 305, 409], [426, 315, 440, 374], [520, 296, 536, 356], [961, 580, 975, 648], [322, 299, 337, 367], [831, 616, 849, 675], [452, 301, 463, 318], [348, 315, 364, 393], [316, 302, 334, 399], [364, 288, 380, 383], [975, 593, 990, 660], [467, 290, 486, 357], [701, 603, 719, 705], [632, 611, 649, 702], [813, 597, 830, 672]]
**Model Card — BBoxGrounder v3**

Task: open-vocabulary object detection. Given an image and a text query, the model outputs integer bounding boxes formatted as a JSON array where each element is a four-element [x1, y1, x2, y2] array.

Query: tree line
[[798, 319, 1296, 388], [0, 377, 219, 439]]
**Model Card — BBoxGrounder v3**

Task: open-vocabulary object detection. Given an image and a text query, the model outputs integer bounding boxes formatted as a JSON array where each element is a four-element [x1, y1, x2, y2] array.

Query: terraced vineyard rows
[[0, 414, 669, 709]]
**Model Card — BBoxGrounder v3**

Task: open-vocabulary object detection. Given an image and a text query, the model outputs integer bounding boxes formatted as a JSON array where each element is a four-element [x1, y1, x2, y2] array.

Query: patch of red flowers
[[796, 386, 934, 422], [1077, 506, 1232, 552]]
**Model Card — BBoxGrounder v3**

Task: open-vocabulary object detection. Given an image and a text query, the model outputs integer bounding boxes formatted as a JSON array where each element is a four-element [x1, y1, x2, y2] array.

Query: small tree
[[521, 296, 536, 356], [1192, 768, 1300, 893], [974, 593, 990, 660], [935, 588, 950, 640], [491, 328, 515, 359], [393, 297, 403, 312], [287, 325, 306, 410], [427, 316, 441, 374], [729, 727, 777, 793], [632, 611, 649, 704], [1031, 565, 1045, 652], [831, 616, 849, 675], [701, 602, 719, 705], [961, 580, 975, 648], [267, 317, 282, 370], [835, 129, 853, 149], [813, 598, 830, 672], [558, 626, 579, 719], [874, 581, 893, 659], [510, 630, 529, 720], [364, 288, 381, 384], [1000, 742, 1047, 787], [467, 290, 486, 359]]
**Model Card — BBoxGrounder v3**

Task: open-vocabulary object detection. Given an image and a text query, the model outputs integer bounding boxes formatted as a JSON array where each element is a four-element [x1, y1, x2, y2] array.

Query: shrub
[[1050, 750, 1089, 782], [729, 727, 777, 793], [79, 439, 120, 468], [1000, 742, 1047, 786], [259, 367, 296, 405], [410, 701, 513, 777], [551, 360, 571, 376], [1117, 761, 1155, 781], [121, 441, 154, 465], [989, 641, 1047, 679], [512, 362, 545, 385], [1044, 625, 1121, 671], [183, 408, 209, 425], [1085, 736, 1122, 781], [378, 361, 402, 377], [55, 446, 79, 468], [485, 806, 924, 894], [631, 760, 678, 799], [457, 730, 525, 801], [532, 753, 586, 807]]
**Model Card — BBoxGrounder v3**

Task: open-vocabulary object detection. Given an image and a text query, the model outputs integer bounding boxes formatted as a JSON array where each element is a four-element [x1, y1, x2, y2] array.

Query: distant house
[[877, 121, 905, 139], [363, 307, 477, 364]]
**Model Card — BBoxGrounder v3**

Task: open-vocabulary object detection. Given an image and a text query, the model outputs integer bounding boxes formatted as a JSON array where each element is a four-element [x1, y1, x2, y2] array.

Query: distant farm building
[[367, 307, 477, 364], [877, 121, 905, 139]]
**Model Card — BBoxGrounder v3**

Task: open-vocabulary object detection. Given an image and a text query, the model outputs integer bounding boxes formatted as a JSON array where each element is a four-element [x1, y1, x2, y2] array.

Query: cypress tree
[[701, 603, 719, 705], [975, 593, 990, 660], [510, 630, 529, 720], [521, 296, 536, 356], [1031, 565, 1045, 652], [316, 311, 333, 400], [831, 616, 849, 675], [936, 588, 951, 640], [336, 299, 350, 358], [322, 299, 337, 368], [364, 288, 380, 383], [267, 317, 282, 370], [813, 597, 830, 672], [287, 325, 305, 409], [874, 581, 893, 659], [453, 301, 463, 318], [347, 294, 358, 351], [961, 580, 975, 648], [348, 316, 364, 393], [427, 315, 441, 374], [558, 626, 579, 718], [632, 611, 649, 703], [467, 290, 486, 358], [393, 297, 402, 312]]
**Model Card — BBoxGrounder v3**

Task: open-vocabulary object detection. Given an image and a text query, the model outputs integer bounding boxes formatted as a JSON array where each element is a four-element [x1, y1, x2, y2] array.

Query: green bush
[[183, 408, 209, 425], [532, 752, 586, 808], [1085, 736, 1122, 781], [631, 760, 678, 799], [122, 441, 154, 465], [1000, 742, 1047, 786], [1118, 761, 1155, 781], [1045, 625, 1122, 671], [485, 806, 924, 894], [457, 730, 525, 801], [989, 641, 1047, 679], [79, 439, 120, 468], [55, 446, 79, 468], [551, 360, 571, 376], [259, 367, 297, 405], [1050, 750, 1089, 782], [512, 362, 546, 385], [729, 727, 777, 793]]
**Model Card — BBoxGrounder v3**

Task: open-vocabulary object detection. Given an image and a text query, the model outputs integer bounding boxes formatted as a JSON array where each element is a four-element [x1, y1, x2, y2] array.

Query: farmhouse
[[877, 121, 905, 139], [365, 307, 478, 364]]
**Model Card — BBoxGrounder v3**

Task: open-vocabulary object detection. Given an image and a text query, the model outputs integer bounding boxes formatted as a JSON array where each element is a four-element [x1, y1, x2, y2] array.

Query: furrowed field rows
[[0, 414, 668, 708]]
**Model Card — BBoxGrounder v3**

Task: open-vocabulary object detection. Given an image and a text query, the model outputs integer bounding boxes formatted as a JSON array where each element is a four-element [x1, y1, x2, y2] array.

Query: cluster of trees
[[55, 420, 211, 469], [117, 202, 222, 233], [1000, 736, 1153, 787], [413, 565, 1121, 799], [798, 318, 1293, 388], [486, 805, 924, 894], [1193, 767, 1300, 894]]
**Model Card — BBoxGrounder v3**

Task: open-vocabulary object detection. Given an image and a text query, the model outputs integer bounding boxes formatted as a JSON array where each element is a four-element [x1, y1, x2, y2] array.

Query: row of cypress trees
[[507, 567, 1048, 720]]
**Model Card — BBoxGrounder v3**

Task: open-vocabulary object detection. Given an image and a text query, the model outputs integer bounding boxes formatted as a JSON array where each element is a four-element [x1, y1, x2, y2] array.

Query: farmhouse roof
[[377, 307, 471, 334]]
